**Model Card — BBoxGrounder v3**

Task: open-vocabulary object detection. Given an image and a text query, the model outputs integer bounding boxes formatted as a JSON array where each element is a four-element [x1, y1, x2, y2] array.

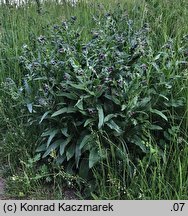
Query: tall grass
[[0, 0, 188, 199]]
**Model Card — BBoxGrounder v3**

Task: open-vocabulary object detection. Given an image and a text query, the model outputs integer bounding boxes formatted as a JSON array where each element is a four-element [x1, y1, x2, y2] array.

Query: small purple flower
[[77, 69, 84, 75], [62, 21, 68, 29], [82, 46, 87, 51], [166, 44, 171, 49], [53, 25, 59, 30], [105, 13, 111, 18], [60, 82, 67, 90], [117, 79, 123, 86], [44, 84, 50, 94], [99, 53, 105, 60], [19, 56, 25, 63], [75, 32, 80, 38], [32, 61, 40, 68], [63, 73, 71, 80], [140, 64, 147, 71], [50, 60, 57, 65], [116, 36, 123, 43], [87, 108, 96, 115], [38, 35, 46, 43], [71, 16, 77, 21], [142, 23, 150, 32], [108, 67, 114, 73]]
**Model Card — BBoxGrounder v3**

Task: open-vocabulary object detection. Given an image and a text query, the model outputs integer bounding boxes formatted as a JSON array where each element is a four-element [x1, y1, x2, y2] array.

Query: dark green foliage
[[16, 10, 186, 178]]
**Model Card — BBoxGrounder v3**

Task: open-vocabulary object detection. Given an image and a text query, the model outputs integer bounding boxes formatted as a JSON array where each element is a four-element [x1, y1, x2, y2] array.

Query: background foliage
[[0, 0, 188, 199]]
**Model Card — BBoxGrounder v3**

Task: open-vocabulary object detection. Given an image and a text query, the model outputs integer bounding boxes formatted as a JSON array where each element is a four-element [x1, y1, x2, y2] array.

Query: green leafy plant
[[16, 10, 187, 179]]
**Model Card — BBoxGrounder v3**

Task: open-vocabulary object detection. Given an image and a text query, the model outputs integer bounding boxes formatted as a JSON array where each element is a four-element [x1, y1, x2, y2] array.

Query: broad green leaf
[[90, 193, 100, 200], [47, 129, 58, 147], [86, 89, 95, 96], [79, 159, 89, 178], [75, 133, 91, 168], [131, 135, 147, 153], [66, 144, 75, 161], [78, 110, 87, 115], [97, 105, 104, 129], [42, 128, 57, 137], [168, 99, 184, 107], [67, 106, 77, 113], [60, 136, 72, 156], [150, 109, 168, 121], [82, 145, 91, 154], [75, 98, 83, 110], [56, 156, 66, 164], [154, 53, 162, 61], [57, 92, 77, 100], [121, 104, 126, 111], [79, 134, 92, 150], [164, 131, 173, 141], [57, 102, 66, 106], [33, 154, 41, 162], [66, 160, 75, 174], [105, 94, 120, 105], [36, 143, 46, 152], [70, 58, 80, 69], [69, 83, 86, 90], [95, 87, 107, 98], [138, 97, 151, 108], [131, 96, 138, 107], [89, 147, 100, 168], [61, 128, 69, 137], [51, 108, 67, 117], [27, 103, 33, 113], [23, 79, 31, 94], [39, 110, 51, 124], [112, 96, 121, 105], [75, 144, 81, 168], [42, 139, 61, 158], [106, 120, 123, 134], [33, 76, 48, 81], [150, 125, 163, 130], [104, 114, 116, 123], [159, 94, 169, 101], [151, 62, 160, 72], [84, 119, 95, 127]]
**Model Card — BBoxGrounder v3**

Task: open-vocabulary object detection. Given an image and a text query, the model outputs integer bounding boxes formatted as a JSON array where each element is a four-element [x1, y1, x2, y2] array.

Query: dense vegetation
[[0, 0, 188, 199]]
